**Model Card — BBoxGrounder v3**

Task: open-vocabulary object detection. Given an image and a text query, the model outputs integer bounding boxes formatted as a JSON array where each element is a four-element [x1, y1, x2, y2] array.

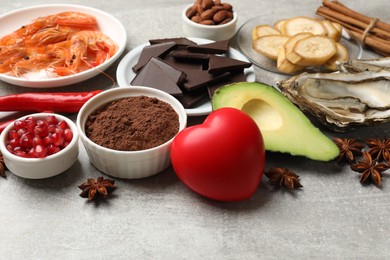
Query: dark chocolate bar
[[186, 40, 229, 54], [208, 56, 252, 74], [149, 37, 197, 47], [132, 42, 176, 72], [182, 70, 230, 91], [131, 57, 185, 97], [207, 70, 247, 98]]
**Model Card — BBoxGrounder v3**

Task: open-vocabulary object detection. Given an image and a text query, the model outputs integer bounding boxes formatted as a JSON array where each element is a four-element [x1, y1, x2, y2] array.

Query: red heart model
[[171, 107, 265, 201]]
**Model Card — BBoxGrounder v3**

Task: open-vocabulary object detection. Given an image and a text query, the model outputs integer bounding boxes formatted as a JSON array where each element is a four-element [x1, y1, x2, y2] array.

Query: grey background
[[0, 0, 389, 259]]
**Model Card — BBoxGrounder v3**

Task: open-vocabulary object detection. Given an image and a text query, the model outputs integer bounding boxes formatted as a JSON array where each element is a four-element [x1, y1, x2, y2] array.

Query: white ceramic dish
[[0, 4, 127, 87], [0, 113, 79, 179], [236, 15, 363, 75], [77, 86, 187, 179], [116, 37, 255, 116], [182, 4, 238, 41]]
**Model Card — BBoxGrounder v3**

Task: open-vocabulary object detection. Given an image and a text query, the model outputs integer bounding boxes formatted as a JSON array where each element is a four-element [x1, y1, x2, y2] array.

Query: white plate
[[0, 4, 127, 88], [116, 37, 255, 116]]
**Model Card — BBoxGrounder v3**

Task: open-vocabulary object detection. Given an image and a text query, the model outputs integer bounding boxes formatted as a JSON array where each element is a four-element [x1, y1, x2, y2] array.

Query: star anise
[[78, 176, 116, 201], [365, 138, 390, 165], [333, 138, 365, 164], [265, 168, 303, 190], [350, 152, 390, 187], [0, 152, 6, 178]]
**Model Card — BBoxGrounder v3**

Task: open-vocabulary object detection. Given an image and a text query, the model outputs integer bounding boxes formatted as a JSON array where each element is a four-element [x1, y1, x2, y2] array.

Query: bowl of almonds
[[182, 0, 237, 41]]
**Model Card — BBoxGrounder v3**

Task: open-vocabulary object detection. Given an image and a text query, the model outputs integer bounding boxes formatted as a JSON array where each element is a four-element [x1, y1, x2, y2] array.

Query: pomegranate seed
[[58, 120, 69, 130], [8, 130, 18, 140], [64, 128, 73, 142], [48, 124, 57, 133], [17, 128, 27, 137], [32, 136, 43, 147], [55, 127, 64, 135], [34, 145, 47, 158], [52, 132, 65, 146], [42, 136, 53, 146], [8, 138, 20, 149], [25, 116, 37, 133], [6, 145, 12, 152], [34, 125, 49, 137], [47, 144, 61, 155], [45, 115, 58, 125], [61, 141, 70, 149], [14, 150, 27, 158], [25, 116, 37, 124], [36, 119, 48, 127], [20, 132, 34, 149], [28, 148, 35, 158], [14, 120, 26, 130]]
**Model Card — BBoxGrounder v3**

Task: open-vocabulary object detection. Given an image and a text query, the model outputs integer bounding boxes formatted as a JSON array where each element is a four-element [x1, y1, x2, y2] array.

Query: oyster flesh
[[338, 57, 390, 73], [276, 70, 390, 131]]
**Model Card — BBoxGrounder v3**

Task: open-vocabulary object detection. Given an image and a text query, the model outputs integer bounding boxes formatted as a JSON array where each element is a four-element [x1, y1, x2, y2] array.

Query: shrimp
[[0, 12, 116, 77], [50, 12, 98, 29], [24, 26, 74, 47], [54, 30, 118, 75], [0, 12, 97, 47]]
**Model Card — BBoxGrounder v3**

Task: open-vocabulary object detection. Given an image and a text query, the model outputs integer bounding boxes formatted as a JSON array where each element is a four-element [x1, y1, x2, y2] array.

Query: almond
[[197, 4, 204, 14], [211, 5, 225, 11], [220, 17, 233, 24], [221, 3, 233, 11], [226, 11, 233, 19], [186, 6, 198, 18], [201, 0, 214, 9], [191, 15, 202, 23], [213, 10, 227, 23], [200, 8, 218, 21], [199, 19, 215, 25]]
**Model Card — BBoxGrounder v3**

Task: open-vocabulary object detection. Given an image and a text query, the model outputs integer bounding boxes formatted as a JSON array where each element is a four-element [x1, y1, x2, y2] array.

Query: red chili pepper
[[0, 90, 102, 113]]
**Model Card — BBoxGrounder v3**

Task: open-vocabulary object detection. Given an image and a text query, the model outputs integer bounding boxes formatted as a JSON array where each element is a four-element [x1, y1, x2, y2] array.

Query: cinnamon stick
[[322, 0, 390, 33], [316, 0, 390, 56], [317, 6, 390, 40]]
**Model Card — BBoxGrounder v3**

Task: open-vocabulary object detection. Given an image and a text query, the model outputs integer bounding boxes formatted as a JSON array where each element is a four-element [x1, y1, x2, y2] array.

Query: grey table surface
[[1, 0, 390, 259]]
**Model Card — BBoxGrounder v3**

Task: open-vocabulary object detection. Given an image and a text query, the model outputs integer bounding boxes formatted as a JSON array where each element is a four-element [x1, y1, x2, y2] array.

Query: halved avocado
[[212, 82, 339, 161]]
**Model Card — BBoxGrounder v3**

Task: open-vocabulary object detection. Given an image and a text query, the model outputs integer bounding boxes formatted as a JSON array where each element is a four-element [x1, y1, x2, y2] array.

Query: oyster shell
[[338, 57, 390, 73], [276, 70, 390, 131]]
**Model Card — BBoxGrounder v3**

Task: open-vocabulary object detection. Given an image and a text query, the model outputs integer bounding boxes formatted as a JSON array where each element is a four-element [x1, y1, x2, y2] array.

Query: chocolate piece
[[170, 49, 210, 60], [186, 40, 230, 54], [132, 42, 176, 72], [207, 70, 247, 98], [176, 88, 209, 108], [149, 37, 197, 47], [162, 54, 205, 71], [131, 57, 185, 97], [208, 56, 252, 74], [183, 70, 230, 91]]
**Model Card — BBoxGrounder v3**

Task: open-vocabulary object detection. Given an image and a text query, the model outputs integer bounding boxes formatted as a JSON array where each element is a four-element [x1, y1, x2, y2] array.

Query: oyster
[[338, 57, 390, 73], [276, 70, 390, 131]]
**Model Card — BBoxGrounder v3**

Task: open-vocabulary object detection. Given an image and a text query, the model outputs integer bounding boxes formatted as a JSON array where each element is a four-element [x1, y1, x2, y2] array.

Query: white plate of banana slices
[[236, 15, 363, 75]]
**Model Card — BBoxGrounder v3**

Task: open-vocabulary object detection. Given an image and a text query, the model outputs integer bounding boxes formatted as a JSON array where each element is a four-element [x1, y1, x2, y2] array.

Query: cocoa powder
[[86, 96, 179, 151]]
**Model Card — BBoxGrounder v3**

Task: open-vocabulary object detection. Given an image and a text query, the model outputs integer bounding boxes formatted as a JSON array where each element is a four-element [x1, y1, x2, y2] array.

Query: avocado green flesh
[[212, 82, 339, 161]]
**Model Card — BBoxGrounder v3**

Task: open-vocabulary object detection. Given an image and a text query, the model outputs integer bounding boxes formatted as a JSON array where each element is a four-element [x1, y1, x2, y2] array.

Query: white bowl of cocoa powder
[[76, 86, 187, 179]]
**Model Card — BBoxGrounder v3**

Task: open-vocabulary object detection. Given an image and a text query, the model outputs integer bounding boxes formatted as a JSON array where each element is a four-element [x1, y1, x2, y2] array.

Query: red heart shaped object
[[171, 107, 265, 201]]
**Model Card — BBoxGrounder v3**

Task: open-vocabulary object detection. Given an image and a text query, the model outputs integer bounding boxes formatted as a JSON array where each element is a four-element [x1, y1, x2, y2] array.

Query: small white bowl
[[0, 113, 79, 179], [182, 4, 238, 41], [0, 4, 127, 87], [76, 86, 187, 179]]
